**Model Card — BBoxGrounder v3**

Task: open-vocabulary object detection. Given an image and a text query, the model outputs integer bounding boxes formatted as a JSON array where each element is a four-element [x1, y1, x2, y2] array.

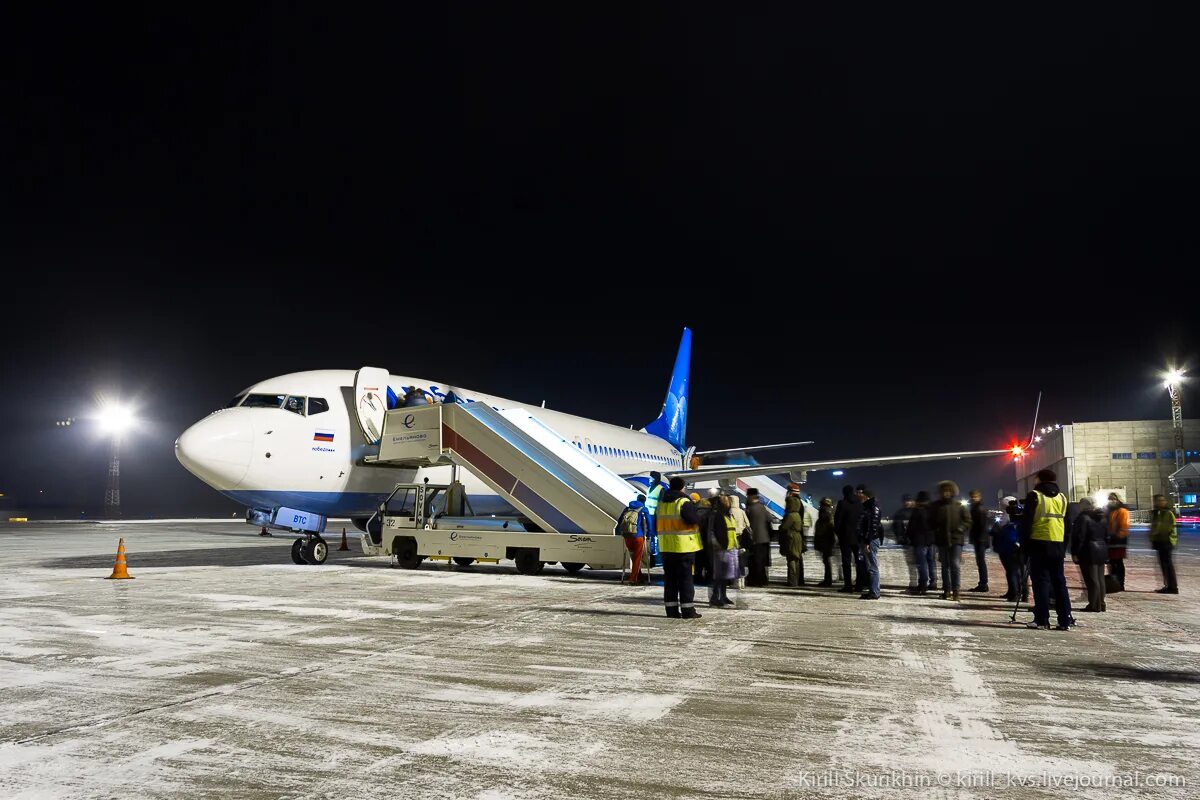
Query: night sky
[[2, 5, 1197, 517]]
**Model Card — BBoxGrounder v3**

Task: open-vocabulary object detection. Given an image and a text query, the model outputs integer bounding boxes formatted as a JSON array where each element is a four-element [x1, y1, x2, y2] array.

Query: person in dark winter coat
[[1069, 497, 1108, 612], [992, 498, 1026, 601], [892, 495, 914, 545], [745, 488, 773, 586], [966, 489, 989, 593], [907, 491, 935, 593], [928, 480, 971, 600], [693, 494, 713, 586], [778, 494, 811, 587], [814, 497, 837, 586], [1021, 468, 1073, 630], [834, 485, 864, 593], [856, 486, 883, 599]]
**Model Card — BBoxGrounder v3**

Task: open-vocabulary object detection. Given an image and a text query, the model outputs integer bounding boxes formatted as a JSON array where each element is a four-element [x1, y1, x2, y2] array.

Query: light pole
[[96, 402, 135, 518], [1164, 369, 1186, 473]]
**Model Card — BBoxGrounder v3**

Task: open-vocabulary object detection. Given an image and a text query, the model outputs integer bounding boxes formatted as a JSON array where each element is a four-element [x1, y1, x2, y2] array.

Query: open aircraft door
[[354, 366, 390, 444]]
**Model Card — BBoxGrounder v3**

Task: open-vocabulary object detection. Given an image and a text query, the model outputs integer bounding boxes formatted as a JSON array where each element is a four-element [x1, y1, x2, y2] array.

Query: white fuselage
[[175, 370, 683, 520]]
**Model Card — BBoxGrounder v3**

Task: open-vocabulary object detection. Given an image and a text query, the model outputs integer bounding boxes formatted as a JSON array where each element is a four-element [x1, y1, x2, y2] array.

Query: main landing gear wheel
[[395, 537, 424, 570], [514, 549, 544, 576], [452, 557, 475, 567], [290, 539, 306, 565], [306, 537, 328, 565], [560, 562, 585, 574]]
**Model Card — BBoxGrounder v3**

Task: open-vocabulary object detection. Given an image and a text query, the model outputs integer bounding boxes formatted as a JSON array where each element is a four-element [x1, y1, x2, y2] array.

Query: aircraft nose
[[175, 411, 254, 489]]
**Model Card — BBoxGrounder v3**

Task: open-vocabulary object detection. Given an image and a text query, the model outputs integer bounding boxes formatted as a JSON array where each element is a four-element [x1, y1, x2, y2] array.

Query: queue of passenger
[[621, 467, 1182, 623]]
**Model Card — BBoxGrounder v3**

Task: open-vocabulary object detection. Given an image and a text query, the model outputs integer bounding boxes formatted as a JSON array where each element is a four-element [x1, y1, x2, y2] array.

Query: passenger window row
[[578, 441, 673, 464]]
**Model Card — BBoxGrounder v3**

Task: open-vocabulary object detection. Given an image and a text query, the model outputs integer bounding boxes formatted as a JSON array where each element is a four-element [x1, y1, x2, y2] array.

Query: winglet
[[643, 328, 691, 452]]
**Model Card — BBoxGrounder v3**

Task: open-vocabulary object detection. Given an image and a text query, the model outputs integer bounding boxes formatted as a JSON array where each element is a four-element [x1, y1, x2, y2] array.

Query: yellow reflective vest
[[718, 515, 739, 551], [1030, 491, 1067, 542], [657, 497, 702, 553]]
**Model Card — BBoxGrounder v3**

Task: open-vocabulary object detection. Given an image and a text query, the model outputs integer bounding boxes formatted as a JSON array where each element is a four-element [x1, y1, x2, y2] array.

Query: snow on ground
[[0, 522, 1198, 798]]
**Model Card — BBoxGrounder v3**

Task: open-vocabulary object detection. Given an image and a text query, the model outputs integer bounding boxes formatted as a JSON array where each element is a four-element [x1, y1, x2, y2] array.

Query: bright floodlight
[[97, 403, 135, 435], [1164, 368, 1185, 388]]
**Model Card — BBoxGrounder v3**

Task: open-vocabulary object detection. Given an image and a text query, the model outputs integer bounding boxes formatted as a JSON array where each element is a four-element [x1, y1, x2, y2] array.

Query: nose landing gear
[[290, 532, 329, 565]]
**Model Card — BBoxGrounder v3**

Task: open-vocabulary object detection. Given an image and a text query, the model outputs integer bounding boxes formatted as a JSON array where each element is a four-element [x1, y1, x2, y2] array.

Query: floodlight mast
[[95, 401, 134, 518], [1165, 370, 1185, 473]]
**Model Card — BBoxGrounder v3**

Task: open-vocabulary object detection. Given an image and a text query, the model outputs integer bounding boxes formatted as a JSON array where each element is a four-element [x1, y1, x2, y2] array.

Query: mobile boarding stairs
[[363, 402, 640, 576]]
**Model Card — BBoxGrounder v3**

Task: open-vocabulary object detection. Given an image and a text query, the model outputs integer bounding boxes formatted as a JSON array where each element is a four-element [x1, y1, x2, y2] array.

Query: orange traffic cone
[[338, 527, 350, 551], [107, 538, 135, 580]]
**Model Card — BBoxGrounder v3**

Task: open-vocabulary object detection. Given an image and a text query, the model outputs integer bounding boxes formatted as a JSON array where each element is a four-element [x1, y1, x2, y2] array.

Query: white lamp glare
[[97, 404, 135, 435]]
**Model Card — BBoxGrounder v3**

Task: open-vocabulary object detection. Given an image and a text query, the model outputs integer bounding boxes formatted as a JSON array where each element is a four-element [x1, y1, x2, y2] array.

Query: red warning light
[[1010, 445, 1025, 458]]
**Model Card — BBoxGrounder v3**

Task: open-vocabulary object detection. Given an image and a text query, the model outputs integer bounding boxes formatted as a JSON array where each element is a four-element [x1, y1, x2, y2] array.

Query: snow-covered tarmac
[[1, 521, 1197, 799]]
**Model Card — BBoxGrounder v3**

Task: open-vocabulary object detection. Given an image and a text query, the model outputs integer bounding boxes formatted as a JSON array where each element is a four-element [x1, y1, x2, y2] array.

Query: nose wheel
[[290, 533, 328, 565]]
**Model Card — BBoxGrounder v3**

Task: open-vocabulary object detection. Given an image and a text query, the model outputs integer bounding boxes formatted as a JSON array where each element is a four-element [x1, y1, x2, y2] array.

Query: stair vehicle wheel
[[306, 537, 328, 565], [560, 562, 585, 574], [290, 538, 306, 565], [514, 549, 544, 576], [452, 557, 475, 567], [395, 537, 424, 570]]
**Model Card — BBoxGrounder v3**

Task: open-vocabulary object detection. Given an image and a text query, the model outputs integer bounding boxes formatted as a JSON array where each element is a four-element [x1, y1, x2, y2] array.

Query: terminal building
[[1015, 419, 1200, 509]]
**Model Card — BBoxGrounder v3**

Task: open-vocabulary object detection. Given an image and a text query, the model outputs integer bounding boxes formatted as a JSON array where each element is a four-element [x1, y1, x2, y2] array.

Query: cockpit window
[[242, 394, 286, 409], [225, 393, 247, 408], [283, 396, 306, 415], [307, 397, 329, 415]]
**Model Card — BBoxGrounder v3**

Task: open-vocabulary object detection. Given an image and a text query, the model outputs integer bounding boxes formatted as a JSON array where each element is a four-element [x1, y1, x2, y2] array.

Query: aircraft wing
[[665, 448, 1014, 482]]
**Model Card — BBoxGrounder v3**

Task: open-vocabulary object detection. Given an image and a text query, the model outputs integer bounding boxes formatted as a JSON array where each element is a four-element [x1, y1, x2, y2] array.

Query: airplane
[[175, 328, 1020, 542]]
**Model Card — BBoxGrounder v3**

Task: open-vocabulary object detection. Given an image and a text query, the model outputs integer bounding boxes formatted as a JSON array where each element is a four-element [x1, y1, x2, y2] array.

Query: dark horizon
[[3, 5, 1197, 517]]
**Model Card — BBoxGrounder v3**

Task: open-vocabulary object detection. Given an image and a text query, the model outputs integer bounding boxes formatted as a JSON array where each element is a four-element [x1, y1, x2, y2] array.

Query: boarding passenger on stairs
[[745, 488, 773, 587], [966, 489, 990, 593], [644, 471, 664, 569], [834, 485, 864, 593], [1021, 468, 1073, 630], [1106, 492, 1130, 592], [619, 494, 651, 585], [778, 493, 811, 587], [656, 477, 704, 619], [705, 494, 740, 607]]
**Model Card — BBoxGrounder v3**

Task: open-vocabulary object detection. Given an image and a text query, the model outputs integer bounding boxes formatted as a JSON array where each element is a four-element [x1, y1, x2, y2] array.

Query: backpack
[[620, 508, 641, 538]]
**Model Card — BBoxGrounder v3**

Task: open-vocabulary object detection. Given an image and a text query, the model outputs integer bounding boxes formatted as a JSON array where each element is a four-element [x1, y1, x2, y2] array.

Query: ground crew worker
[[656, 476, 704, 619], [1150, 494, 1179, 594], [620, 494, 651, 585], [1022, 468, 1072, 630], [644, 471, 664, 570]]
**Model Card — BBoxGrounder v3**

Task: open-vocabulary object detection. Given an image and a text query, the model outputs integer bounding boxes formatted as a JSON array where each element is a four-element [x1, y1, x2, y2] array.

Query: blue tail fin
[[643, 328, 691, 452]]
